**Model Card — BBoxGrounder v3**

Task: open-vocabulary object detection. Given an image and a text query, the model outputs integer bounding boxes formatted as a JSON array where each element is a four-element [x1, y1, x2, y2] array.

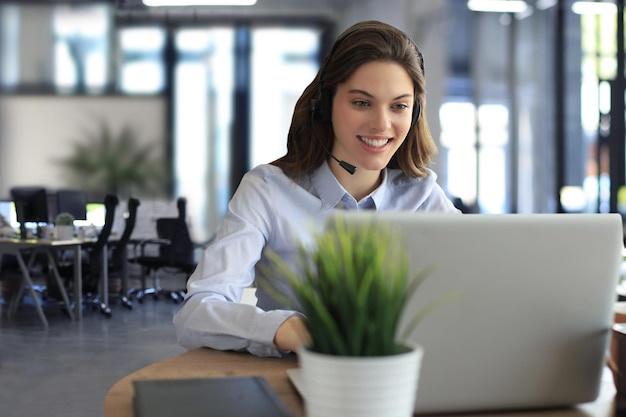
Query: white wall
[[0, 95, 166, 199]]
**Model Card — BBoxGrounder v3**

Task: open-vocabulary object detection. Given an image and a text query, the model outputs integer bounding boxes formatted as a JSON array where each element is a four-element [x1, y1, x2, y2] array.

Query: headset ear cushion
[[316, 89, 332, 122], [411, 98, 422, 126]]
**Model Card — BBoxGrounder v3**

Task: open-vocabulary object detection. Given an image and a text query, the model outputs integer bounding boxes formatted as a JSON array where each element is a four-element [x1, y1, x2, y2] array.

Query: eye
[[352, 100, 370, 108], [392, 103, 410, 111]]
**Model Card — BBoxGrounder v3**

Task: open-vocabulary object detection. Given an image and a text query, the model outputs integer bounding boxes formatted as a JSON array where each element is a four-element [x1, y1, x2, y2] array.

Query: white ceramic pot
[[55, 225, 74, 241], [298, 344, 424, 417]]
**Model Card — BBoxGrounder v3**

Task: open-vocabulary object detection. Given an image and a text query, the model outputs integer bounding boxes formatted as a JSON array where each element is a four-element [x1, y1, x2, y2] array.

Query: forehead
[[338, 61, 414, 98]]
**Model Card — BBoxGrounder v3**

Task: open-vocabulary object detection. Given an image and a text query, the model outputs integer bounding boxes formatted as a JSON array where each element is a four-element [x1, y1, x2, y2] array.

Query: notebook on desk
[[289, 212, 623, 414], [133, 376, 293, 417]]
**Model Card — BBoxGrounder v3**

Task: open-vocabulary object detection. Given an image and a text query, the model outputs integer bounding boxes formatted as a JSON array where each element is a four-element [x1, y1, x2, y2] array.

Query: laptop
[[289, 212, 623, 414]]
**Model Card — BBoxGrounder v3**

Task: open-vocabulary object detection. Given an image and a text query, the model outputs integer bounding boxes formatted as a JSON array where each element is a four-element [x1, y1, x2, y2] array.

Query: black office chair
[[106, 197, 140, 310], [81, 193, 119, 317], [131, 197, 197, 303]]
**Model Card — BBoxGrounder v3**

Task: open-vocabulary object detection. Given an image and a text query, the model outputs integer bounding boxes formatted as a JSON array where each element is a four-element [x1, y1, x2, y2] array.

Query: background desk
[[0, 238, 82, 326], [104, 348, 616, 417]]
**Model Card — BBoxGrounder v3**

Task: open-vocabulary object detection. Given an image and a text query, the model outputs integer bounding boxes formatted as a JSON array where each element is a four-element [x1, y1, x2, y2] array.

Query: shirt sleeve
[[173, 169, 300, 357], [421, 182, 462, 213]]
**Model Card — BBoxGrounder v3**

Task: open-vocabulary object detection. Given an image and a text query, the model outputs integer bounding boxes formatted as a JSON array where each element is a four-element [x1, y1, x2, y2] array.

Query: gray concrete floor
[[0, 271, 187, 417]]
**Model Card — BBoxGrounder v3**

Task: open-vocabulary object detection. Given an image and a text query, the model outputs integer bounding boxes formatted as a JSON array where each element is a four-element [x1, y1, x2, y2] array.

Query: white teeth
[[359, 136, 389, 148]]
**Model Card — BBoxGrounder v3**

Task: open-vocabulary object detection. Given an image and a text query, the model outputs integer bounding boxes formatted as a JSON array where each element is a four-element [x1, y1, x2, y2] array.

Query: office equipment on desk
[[133, 376, 293, 417], [0, 200, 19, 230], [55, 189, 88, 222], [319, 212, 623, 414], [10, 186, 50, 239], [104, 348, 301, 417], [81, 202, 106, 229]]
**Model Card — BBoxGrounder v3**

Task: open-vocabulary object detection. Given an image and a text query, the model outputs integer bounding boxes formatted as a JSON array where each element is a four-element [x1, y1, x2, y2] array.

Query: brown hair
[[272, 20, 438, 179]]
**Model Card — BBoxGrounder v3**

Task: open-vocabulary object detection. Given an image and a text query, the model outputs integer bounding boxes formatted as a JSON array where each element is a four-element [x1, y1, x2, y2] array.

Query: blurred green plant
[[57, 122, 169, 200], [54, 212, 75, 226], [261, 216, 455, 357]]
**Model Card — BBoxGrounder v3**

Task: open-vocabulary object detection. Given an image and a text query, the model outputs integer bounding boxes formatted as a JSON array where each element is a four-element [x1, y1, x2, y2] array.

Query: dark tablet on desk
[[133, 376, 293, 417]]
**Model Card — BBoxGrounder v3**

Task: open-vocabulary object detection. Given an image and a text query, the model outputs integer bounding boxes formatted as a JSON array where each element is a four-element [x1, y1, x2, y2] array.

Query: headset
[[311, 23, 425, 127]]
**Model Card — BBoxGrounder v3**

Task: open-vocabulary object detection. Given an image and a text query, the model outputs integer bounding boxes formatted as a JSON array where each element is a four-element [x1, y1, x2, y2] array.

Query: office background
[[0, 0, 617, 241]]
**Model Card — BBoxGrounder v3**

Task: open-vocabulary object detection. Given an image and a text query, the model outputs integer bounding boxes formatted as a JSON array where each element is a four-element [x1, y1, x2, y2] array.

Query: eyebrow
[[347, 89, 413, 101]]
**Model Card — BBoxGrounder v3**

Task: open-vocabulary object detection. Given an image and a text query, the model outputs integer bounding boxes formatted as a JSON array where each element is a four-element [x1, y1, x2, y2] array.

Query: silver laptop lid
[[334, 212, 622, 414]]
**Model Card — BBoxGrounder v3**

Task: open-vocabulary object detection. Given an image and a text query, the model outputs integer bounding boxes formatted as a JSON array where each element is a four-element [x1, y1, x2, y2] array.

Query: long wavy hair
[[271, 20, 438, 179]]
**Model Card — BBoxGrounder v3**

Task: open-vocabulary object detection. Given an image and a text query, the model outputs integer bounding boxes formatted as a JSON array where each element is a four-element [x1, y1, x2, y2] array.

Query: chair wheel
[[101, 306, 112, 318], [122, 298, 133, 310]]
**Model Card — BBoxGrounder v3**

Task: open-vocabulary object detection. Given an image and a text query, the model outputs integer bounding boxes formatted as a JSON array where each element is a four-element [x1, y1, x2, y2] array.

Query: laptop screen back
[[334, 212, 622, 414]]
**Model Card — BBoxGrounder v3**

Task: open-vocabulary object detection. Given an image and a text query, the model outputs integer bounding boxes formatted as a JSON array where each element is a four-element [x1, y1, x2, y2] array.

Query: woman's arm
[[173, 167, 302, 357]]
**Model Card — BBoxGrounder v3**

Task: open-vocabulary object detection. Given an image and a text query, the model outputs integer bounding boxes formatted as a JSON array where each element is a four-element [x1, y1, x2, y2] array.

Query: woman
[[173, 20, 459, 357]]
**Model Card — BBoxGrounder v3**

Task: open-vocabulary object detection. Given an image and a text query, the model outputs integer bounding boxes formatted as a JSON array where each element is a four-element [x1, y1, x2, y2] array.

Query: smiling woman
[[173, 20, 459, 360]]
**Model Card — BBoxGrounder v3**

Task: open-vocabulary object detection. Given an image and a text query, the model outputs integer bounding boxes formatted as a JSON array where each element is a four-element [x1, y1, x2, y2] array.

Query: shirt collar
[[310, 160, 346, 209], [369, 168, 389, 209], [309, 161, 390, 210]]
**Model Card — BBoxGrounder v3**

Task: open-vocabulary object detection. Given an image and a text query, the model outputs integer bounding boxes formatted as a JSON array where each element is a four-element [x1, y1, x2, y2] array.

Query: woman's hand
[[274, 315, 311, 353]]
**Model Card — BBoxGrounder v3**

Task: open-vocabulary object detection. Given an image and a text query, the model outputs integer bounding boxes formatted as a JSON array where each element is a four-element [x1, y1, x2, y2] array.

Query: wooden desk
[[104, 348, 617, 417], [0, 237, 82, 326]]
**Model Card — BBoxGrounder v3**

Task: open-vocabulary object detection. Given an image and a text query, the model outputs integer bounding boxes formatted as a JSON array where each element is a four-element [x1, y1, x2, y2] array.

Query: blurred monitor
[[83, 202, 106, 228], [0, 200, 19, 228], [56, 189, 88, 221], [10, 187, 50, 238], [10, 187, 49, 224]]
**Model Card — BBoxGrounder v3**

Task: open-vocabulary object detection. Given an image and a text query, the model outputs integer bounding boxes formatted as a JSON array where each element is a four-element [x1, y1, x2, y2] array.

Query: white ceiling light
[[571, 1, 617, 15], [467, 0, 528, 13], [143, 0, 257, 6]]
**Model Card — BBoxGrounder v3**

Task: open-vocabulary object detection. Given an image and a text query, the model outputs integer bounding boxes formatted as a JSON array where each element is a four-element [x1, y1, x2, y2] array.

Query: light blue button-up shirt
[[173, 161, 459, 357]]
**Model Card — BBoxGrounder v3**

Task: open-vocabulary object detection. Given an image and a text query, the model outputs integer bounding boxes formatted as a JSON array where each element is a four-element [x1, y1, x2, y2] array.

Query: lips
[[358, 136, 391, 148]]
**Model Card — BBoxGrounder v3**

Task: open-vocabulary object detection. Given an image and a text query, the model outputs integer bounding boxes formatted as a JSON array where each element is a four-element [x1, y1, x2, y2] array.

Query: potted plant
[[54, 212, 75, 240], [57, 121, 169, 200], [263, 215, 447, 417]]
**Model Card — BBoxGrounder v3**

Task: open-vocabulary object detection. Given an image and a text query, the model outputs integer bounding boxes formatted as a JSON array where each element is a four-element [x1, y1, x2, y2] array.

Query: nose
[[369, 107, 391, 132]]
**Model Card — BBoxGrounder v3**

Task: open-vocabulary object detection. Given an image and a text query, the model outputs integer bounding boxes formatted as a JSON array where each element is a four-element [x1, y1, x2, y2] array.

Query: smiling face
[[330, 61, 415, 173]]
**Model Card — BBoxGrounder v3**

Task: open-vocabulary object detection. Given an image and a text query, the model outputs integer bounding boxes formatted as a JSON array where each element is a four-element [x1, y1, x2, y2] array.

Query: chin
[[359, 161, 391, 172]]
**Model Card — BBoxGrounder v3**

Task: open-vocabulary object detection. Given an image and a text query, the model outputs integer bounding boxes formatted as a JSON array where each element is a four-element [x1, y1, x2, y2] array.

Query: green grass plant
[[55, 212, 75, 226], [262, 215, 445, 357]]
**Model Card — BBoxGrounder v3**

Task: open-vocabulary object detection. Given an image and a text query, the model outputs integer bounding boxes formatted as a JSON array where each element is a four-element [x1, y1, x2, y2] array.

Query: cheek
[[394, 117, 412, 138], [401, 110, 414, 128], [332, 110, 359, 137], [394, 118, 412, 145], [332, 103, 357, 126], [332, 122, 352, 145]]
